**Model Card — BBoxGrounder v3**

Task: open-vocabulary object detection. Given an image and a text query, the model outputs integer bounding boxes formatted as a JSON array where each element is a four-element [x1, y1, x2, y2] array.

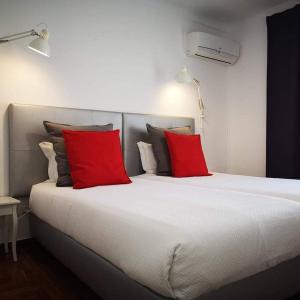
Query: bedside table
[[0, 197, 20, 262]]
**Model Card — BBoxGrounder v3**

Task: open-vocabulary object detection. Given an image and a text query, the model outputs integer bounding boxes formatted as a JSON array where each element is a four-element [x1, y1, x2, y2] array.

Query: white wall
[[226, 0, 300, 176], [0, 0, 230, 197], [0, 0, 230, 240]]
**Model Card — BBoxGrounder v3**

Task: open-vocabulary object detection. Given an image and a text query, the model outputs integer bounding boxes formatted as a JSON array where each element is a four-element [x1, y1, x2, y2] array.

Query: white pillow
[[137, 141, 157, 174], [39, 142, 58, 182]]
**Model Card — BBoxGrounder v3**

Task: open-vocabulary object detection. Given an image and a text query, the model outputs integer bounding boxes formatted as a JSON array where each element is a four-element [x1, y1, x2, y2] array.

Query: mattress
[[30, 178, 300, 300], [138, 173, 300, 202]]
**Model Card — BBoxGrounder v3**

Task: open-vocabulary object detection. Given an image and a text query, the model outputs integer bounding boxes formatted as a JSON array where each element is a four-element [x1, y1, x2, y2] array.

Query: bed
[[137, 173, 300, 202], [8, 103, 300, 300]]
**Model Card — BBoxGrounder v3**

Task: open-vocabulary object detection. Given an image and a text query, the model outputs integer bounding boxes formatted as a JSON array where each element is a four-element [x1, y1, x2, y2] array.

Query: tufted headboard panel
[[123, 113, 195, 176], [8, 103, 122, 198]]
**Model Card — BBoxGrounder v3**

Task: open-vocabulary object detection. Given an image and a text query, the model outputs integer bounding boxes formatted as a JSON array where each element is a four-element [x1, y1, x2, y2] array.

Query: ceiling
[[171, 0, 289, 21]]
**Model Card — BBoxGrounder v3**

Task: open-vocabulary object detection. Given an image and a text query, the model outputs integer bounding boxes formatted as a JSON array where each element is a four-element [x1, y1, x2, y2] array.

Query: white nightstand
[[0, 196, 20, 262]]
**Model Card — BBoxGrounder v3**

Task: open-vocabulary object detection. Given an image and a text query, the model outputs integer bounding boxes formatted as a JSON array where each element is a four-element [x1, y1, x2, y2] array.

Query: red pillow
[[164, 131, 211, 177], [63, 130, 131, 189]]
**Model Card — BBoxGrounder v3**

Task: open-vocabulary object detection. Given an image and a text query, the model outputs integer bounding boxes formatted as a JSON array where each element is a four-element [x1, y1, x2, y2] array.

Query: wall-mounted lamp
[[0, 23, 50, 57], [176, 67, 205, 129]]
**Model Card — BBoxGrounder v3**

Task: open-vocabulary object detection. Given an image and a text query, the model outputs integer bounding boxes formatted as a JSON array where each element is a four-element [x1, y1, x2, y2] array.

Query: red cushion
[[164, 131, 211, 177], [63, 130, 131, 189]]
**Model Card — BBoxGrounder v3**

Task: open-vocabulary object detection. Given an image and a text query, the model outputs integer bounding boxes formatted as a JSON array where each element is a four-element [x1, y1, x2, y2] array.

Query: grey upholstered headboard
[[123, 113, 195, 177], [8, 104, 122, 198], [8, 103, 195, 198]]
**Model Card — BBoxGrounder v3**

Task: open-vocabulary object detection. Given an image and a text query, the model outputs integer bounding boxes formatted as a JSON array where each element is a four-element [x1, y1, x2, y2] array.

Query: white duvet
[[139, 173, 300, 202], [30, 177, 300, 300]]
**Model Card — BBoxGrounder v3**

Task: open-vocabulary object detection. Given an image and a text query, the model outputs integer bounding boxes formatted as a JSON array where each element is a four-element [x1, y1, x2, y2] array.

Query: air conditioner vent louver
[[186, 32, 240, 65]]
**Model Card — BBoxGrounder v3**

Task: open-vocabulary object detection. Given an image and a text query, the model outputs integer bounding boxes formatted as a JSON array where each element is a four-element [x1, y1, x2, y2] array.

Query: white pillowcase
[[137, 141, 157, 174], [39, 142, 58, 182]]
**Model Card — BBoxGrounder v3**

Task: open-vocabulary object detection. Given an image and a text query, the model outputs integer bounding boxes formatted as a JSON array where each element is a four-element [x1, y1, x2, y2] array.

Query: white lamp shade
[[28, 36, 50, 57], [176, 67, 193, 83]]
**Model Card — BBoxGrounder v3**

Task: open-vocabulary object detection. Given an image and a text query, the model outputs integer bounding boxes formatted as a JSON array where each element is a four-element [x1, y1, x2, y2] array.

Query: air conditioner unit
[[186, 32, 240, 65]]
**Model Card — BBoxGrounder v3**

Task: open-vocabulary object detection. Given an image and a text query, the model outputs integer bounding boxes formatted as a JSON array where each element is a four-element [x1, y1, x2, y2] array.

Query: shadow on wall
[[0, 105, 9, 197]]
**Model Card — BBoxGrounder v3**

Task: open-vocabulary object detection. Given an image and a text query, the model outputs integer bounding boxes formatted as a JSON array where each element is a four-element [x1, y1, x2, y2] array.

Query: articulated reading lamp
[[176, 66, 205, 129], [0, 23, 50, 57]]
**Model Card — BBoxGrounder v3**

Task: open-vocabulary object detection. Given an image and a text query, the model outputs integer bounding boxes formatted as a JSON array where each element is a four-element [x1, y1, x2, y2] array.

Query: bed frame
[[8, 103, 300, 300]]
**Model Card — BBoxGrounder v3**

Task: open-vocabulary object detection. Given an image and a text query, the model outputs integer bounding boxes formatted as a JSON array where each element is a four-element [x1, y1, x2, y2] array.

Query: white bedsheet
[[138, 173, 300, 202], [30, 178, 300, 300]]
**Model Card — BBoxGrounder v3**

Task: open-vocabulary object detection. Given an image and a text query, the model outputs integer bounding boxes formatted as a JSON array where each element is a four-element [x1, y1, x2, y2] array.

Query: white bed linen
[[30, 178, 300, 300], [138, 173, 300, 202]]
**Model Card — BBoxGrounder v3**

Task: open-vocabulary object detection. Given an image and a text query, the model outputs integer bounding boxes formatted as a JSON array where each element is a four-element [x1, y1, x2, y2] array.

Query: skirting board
[[30, 214, 300, 300]]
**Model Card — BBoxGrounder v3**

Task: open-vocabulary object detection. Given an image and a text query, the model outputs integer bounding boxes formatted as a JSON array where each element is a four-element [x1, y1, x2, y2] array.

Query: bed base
[[30, 214, 300, 300]]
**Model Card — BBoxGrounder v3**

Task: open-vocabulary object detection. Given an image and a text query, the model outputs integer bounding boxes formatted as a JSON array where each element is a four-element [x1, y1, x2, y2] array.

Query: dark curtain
[[266, 5, 300, 179]]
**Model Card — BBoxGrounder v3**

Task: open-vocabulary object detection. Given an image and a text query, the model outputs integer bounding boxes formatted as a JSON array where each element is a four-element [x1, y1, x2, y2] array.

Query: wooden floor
[[0, 239, 299, 300], [0, 239, 101, 300]]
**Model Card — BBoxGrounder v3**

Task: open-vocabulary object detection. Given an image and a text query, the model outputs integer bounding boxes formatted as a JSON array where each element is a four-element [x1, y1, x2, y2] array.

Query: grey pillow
[[43, 121, 113, 187], [146, 123, 192, 176]]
